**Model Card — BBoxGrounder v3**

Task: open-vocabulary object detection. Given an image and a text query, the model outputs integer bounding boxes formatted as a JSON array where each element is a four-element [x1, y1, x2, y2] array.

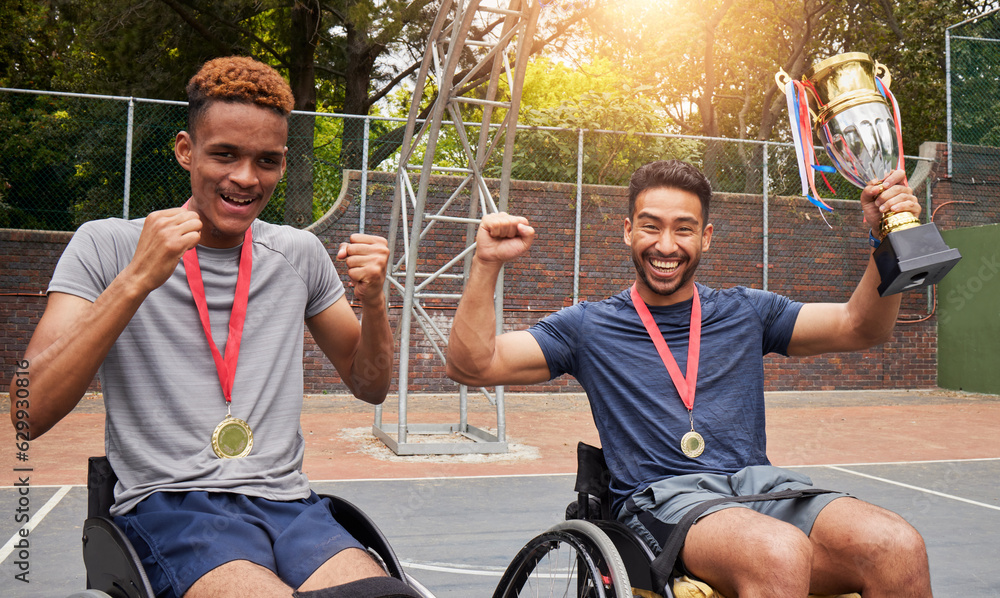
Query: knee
[[869, 510, 928, 559], [844, 508, 929, 584], [757, 528, 814, 577]]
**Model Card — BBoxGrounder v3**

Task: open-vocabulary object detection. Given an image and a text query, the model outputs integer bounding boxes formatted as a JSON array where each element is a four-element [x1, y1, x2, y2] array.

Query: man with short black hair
[[447, 159, 933, 597]]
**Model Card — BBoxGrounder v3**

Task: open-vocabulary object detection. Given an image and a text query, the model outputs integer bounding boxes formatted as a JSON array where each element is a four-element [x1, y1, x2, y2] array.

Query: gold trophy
[[776, 52, 961, 296]]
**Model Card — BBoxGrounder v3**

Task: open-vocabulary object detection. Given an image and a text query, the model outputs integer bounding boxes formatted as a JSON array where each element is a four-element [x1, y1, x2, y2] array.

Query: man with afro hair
[[12, 56, 418, 598]]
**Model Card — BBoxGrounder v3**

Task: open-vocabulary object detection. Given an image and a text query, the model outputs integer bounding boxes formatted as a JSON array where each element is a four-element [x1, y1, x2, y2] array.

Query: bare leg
[[297, 547, 388, 591], [184, 548, 386, 598], [184, 560, 295, 598], [808, 498, 931, 598], [681, 507, 813, 598]]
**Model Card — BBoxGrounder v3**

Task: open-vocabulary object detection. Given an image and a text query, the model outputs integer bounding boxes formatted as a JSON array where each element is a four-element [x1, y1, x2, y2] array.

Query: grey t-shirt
[[49, 217, 344, 515]]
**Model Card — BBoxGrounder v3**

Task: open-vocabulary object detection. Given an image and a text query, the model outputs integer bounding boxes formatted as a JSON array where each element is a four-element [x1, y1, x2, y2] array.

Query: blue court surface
[[2, 459, 999, 597]]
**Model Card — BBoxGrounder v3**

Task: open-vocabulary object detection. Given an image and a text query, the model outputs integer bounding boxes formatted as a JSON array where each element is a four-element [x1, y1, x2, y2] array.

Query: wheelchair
[[67, 456, 434, 598], [491, 443, 862, 598]]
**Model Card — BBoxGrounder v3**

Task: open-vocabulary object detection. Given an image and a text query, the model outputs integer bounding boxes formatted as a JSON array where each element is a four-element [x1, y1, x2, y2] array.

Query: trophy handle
[[774, 68, 819, 122], [874, 61, 892, 89], [774, 68, 793, 93]]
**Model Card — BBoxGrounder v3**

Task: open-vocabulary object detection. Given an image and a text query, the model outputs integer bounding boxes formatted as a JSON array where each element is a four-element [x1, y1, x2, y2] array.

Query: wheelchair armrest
[[82, 517, 154, 598], [322, 494, 406, 582]]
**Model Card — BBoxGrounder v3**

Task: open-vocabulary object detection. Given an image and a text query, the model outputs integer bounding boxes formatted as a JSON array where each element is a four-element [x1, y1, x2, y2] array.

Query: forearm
[[11, 277, 149, 437], [347, 295, 394, 404], [845, 253, 903, 345], [446, 257, 504, 384], [790, 252, 903, 356]]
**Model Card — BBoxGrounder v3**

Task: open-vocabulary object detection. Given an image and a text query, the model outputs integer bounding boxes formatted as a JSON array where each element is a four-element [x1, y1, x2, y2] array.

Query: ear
[[175, 131, 193, 172], [623, 217, 633, 247], [702, 222, 713, 251], [281, 146, 289, 176]]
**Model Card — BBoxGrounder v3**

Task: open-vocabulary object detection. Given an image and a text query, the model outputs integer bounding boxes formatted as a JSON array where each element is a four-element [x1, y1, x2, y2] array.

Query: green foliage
[[491, 56, 697, 186], [947, 5, 1000, 148]]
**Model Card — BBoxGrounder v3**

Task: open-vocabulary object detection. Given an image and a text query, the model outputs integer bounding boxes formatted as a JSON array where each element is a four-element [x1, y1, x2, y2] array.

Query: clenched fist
[[129, 207, 202, 293], [337, 234, 389, 306], [474, 212, 535, 266]]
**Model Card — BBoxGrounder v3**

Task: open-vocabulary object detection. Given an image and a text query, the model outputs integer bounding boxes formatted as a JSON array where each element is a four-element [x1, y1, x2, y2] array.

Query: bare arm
[[9, 208, 202, 437], [446, 213, 551, 387], [786, 169, 920, 356], [307, 234, 394, 404]]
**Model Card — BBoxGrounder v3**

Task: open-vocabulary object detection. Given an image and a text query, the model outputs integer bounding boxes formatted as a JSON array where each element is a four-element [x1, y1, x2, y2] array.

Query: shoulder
[[251, 220, 331, 262], [699, 283, 791, 310], [532, 289, 633, 332], [65, 218, 143, 259], [73, 217, 142, 242]]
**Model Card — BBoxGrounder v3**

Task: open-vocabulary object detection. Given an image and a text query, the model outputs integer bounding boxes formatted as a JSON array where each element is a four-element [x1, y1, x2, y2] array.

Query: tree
[[53, 0, 436, 225], [578, 0, 1000, 193], [496, 55, 697, 186]]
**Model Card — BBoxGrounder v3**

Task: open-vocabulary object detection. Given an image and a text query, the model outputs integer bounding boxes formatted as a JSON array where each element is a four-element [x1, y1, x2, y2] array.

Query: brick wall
[[3, 158, 962, 395]]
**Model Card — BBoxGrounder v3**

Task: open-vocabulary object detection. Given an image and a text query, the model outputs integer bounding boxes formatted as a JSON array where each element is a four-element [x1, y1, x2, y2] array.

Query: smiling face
[[174, 101, 288, 248], [624, 186, 713, 306]]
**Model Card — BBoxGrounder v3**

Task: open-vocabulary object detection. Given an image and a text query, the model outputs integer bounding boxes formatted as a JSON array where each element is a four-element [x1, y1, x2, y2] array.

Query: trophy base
[[873, 223, 962, 296]]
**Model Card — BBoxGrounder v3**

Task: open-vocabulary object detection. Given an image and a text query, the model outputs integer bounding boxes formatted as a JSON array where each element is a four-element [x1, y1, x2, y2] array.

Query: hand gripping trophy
[[776, 52, 961, 296]]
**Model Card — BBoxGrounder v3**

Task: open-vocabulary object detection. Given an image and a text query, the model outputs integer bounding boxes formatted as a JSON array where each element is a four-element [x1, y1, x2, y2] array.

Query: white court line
[[0, 485, 73, 563], [825, 465, 1000, 512], [1, 458, 998, 489], [401, 561, 507, 577], [785, 456, 1000, 469]]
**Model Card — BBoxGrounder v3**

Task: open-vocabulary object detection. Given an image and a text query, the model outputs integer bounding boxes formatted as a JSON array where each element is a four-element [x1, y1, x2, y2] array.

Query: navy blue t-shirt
[[527, 283, 803, 515]]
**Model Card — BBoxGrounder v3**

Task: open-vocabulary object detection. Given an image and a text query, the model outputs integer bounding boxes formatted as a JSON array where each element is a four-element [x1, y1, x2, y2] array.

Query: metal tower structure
[[373, 0, 540, 455]]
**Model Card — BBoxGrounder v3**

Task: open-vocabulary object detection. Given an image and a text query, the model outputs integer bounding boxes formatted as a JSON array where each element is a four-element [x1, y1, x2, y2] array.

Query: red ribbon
[[183, 226, 253, 406], [630, 283, 701, 412]]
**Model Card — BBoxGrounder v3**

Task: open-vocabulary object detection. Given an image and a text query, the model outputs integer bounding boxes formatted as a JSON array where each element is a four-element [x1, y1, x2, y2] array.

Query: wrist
[[869, 229, 881, 249], [358, 291, 386, 312]]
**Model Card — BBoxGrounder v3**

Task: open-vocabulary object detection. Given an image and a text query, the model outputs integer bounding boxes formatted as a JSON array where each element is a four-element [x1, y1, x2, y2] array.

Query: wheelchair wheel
[[493, 520, 631, 598]]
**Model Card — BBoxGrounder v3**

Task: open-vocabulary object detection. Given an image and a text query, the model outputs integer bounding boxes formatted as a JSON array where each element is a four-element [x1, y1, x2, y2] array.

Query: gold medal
[[681, 430, 705, 459], [184, 223, 256, 461], [631, 285, 708, 462], [212, 415, 254, 459]]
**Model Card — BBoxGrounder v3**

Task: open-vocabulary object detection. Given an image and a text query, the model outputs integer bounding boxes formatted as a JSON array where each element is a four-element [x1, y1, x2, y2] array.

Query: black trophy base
[[872, 223, 962, 296]]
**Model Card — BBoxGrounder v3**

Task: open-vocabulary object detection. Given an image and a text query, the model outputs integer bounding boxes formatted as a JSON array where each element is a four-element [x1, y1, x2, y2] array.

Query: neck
[[634, 279, 696, 307]]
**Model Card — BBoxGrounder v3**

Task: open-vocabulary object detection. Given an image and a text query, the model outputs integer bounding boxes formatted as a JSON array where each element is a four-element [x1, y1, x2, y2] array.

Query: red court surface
[[4, 389, 999, 485], [2, 389, 999, 597]]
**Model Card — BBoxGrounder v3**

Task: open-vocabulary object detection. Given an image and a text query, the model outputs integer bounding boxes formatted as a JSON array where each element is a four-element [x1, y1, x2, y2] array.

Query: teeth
[[651, 258, 678, 270], [222, 194, 253, 205]]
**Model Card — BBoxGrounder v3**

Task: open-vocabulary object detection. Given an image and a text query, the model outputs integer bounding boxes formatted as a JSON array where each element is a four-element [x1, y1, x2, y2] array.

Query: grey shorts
[[619, 465, 850, 553]]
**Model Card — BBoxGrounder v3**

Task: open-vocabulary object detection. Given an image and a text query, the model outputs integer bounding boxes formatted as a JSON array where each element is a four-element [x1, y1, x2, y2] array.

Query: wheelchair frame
[[491, 442, 863, 598], [70, 456, 431, 598]]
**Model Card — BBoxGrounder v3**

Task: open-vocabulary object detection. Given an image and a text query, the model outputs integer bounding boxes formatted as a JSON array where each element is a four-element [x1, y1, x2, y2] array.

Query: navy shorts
[[620, 465, 850, 553], [115, 491, 366, 598]]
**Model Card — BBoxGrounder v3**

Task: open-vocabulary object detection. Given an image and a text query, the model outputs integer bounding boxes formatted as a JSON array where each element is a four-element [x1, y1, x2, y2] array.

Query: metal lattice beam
[[373, 0, 540, 455]]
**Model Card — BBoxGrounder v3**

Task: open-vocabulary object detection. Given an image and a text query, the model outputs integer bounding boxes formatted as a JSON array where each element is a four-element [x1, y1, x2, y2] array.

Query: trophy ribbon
[[182, 213, 254, 459], [783, 78, 836, 213], [630, 284, 704, 460]]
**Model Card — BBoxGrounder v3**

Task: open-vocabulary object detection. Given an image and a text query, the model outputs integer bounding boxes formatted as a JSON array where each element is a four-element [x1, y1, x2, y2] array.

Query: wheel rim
[[495, 530, 617, 598]]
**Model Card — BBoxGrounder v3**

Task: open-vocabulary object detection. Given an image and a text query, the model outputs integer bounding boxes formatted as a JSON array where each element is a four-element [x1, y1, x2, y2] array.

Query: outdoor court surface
[[2, 389, 999, 597]]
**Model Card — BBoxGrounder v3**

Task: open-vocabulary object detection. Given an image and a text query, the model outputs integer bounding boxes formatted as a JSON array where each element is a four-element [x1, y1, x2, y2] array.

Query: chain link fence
[[947, 8, 1000, 177], [0, 87, 939, 228]]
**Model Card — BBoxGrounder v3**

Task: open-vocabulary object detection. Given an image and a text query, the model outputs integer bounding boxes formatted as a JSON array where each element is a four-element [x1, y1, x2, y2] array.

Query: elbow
[[445, 361, 474, 386], [863, 319, 897, 348], [848, 325, 895, 352], [352, 380, 391, 406], [445, 348, 489, 387], [360, 393, 388, 406]]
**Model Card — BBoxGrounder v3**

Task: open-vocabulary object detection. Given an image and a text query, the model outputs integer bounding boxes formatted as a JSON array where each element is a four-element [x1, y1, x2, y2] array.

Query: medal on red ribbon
[[630, 283, 704, 459], [183, 223, 255, 459]]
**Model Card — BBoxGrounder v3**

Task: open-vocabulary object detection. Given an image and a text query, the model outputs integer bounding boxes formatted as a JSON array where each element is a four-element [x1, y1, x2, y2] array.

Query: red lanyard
[[630, 283, 701, 411], [182, 226, 253, 407]]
